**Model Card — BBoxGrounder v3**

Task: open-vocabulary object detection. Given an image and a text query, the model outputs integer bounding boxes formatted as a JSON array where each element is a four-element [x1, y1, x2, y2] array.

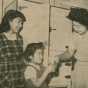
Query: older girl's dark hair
[[24, 42, 45, 62], [0, 10, 26, 33]]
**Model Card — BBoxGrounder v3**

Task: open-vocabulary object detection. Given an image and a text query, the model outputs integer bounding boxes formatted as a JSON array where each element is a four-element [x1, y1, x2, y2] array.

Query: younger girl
[[23, 42, 56, 88]]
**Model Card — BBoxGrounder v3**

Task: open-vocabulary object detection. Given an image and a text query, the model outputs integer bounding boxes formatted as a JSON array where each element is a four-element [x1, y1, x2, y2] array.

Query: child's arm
[[33, 65, 55, 87], [24, 65, 55, 87]]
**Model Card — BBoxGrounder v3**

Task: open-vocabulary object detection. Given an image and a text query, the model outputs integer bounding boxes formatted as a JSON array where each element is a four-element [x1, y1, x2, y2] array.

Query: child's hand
[[46, 64, 55, 73]]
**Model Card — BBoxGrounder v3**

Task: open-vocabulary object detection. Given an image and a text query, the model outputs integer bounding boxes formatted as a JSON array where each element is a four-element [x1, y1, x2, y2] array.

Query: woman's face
[[73, 21, 87, 35], [33, 49, 43, 65], [9, 17, 23, 33]]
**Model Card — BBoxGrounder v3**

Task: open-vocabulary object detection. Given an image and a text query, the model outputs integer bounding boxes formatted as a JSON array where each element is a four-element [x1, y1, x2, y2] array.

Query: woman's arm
[[59, 46, 77, 62]]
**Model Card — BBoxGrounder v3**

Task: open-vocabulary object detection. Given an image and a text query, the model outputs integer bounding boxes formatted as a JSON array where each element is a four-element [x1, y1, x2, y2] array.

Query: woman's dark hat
[[67, 7, 88, 26]]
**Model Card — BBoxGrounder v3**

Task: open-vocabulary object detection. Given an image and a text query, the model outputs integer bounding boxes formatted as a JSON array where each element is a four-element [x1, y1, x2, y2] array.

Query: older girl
[[0, 10, 26, 88]]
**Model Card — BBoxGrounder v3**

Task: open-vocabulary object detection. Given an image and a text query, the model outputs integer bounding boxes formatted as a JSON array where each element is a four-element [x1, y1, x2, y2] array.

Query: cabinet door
[[49, 7, 72, 56], [49, 7, 72, 87]]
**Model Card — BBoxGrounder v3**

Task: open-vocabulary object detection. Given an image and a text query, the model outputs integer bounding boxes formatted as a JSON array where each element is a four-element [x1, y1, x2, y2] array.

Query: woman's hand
[[58, 46, 77, 62]]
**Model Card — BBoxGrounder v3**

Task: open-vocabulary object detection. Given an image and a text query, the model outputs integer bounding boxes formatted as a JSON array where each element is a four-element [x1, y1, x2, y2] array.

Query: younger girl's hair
[[24, 42, 45, 62]]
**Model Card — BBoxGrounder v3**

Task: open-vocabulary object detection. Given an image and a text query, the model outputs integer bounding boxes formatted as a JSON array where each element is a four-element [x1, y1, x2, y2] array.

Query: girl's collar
[[3, 32, 18, 40]]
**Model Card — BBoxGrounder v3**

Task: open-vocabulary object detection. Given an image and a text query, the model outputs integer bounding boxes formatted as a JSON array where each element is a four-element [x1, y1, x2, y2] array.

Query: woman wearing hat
[[67, 7, 88, 88]]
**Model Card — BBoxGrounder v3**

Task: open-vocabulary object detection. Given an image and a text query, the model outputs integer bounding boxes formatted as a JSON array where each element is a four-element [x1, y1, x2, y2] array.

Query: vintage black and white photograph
[[0, 0, 88, 88]]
